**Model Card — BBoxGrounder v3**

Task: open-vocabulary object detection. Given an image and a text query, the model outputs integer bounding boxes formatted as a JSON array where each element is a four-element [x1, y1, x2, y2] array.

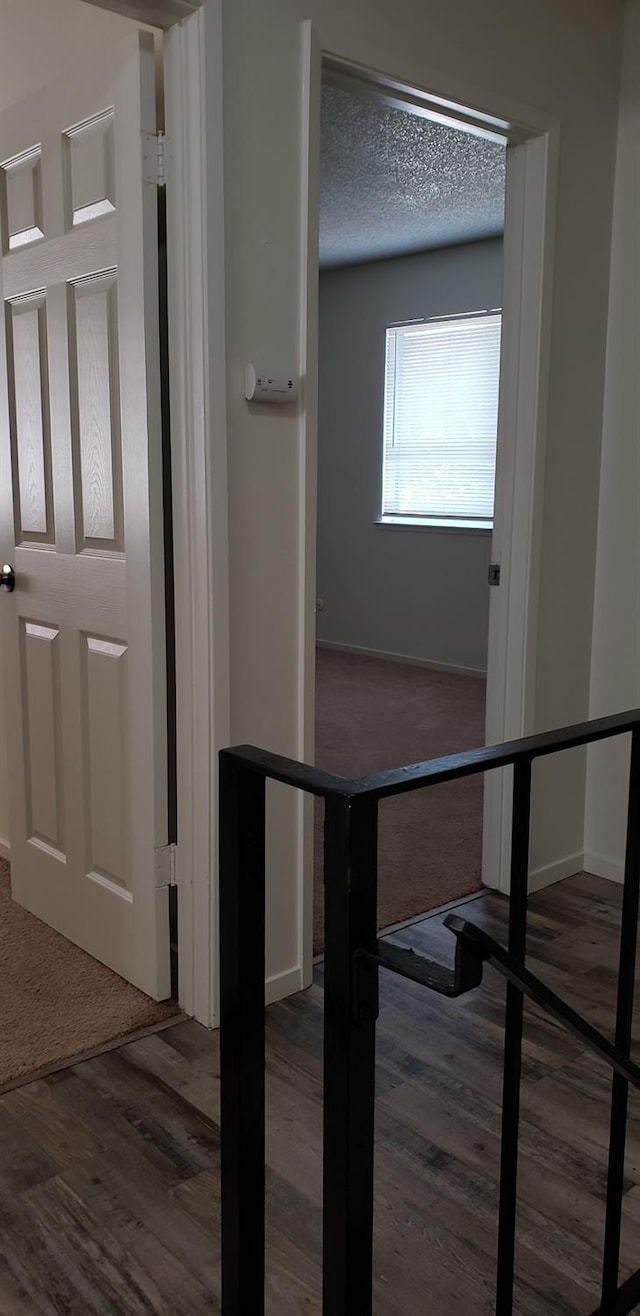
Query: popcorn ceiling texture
[[320, 83, 506, 268]]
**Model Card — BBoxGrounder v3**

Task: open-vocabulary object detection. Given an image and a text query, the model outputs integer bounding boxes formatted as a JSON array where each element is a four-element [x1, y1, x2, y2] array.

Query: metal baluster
[[219, 752, 267, 1315], [322, 794, 379, 1316], [496, 757, 533, 1314], [600, 728, 640, 1311]]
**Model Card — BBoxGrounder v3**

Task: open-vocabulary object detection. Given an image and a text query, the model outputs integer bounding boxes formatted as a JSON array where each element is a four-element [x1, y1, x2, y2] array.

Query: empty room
[[314, 72, 505, 951]]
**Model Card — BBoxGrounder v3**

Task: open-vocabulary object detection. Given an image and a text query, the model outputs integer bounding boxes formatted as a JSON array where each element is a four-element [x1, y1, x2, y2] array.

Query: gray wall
[[316, 239, 503, 675]]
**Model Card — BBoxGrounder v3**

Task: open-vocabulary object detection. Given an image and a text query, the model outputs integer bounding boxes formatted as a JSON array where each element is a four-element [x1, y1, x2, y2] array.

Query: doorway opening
[[313, 69, 507, 954]]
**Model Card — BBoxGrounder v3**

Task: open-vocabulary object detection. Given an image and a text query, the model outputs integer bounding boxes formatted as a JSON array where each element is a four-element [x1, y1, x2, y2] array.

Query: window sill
[[375, 516, 493, 535]]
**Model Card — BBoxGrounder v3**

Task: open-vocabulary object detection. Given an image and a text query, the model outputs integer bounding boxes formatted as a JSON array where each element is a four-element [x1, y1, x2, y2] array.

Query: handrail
[[356, 915, 640, 1092], [223, 705, 640, 799], [446, 915, 640, 1091], [219, 710, 640, 1315], [354, 930, 484, 1001]]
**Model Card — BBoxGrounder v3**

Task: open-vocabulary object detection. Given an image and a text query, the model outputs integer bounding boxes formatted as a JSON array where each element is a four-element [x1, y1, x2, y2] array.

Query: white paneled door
[[0, 33, 172, 999]]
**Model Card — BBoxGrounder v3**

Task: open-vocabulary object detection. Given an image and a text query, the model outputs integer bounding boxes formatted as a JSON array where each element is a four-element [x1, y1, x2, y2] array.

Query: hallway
[[0, 873, 637, 1313]]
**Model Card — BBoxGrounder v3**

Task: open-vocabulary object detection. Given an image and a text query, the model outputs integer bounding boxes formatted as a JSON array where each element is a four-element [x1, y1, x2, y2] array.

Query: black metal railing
[[219, 709, 640, 1315]]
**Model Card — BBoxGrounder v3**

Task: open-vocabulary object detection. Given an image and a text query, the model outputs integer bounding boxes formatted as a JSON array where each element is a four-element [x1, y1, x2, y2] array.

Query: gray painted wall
[[316, 239, 503, 675]]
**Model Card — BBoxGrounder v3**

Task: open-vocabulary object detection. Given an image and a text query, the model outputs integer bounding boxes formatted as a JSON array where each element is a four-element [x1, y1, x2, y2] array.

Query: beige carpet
[[0, 859, 179, 1087], [314, 649, 486, 953]]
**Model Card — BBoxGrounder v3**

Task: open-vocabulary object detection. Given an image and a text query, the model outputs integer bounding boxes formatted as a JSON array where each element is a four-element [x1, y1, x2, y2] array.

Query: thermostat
[[244, 364, 298, 404]]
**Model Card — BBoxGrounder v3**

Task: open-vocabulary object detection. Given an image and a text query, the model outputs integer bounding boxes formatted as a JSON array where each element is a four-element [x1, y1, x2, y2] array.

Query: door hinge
[[155, 843, 177, 886], [488, 563, 501, 586], [142, 131, 169, 188]]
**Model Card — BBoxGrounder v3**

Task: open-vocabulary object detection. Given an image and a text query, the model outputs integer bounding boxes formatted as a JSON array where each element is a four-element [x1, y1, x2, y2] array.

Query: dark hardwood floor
[[0, 872, 638, 1314]]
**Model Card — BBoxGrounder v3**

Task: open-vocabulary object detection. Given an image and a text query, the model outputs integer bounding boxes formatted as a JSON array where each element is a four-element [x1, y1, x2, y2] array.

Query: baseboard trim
[[265, 965, 304, 1006], [528, 852, 584, 893], [316, 639, 486, 680], [583, 850, 624, 884], [0, 838, 10, 863]]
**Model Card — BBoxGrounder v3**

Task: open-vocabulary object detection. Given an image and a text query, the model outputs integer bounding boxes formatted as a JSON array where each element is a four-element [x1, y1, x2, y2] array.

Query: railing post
[[496, 755, 532, 1314], [322, 793, 379, 1316], [600, 727, 640, 1311], [219, 751, 266, 1316]]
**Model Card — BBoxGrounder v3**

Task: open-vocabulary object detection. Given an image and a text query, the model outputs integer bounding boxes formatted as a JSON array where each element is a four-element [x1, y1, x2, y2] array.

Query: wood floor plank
[[3, 1073, 185, 1191], [115, 1220, 220, 1314], [103, 1027, 222, 1128], [0, 873, 637, 1314], [0, 1101, 58, 1195], [0, 1175, 161, 1316], [0, 1263, 45, 1316]]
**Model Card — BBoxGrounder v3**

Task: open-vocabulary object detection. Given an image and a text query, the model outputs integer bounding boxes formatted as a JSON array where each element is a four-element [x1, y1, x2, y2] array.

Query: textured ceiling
[[320, 83, 506, 269]]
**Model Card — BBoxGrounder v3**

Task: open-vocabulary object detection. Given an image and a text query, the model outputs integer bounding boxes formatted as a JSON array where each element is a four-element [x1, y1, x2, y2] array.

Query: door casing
[[76, 0, 228, 1026]]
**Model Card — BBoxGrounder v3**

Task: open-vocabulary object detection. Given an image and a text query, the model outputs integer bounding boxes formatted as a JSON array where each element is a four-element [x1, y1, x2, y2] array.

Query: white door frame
[[77, 0, 228, 1026], [299, 24, 560, 980], [482, 128, 559, 896], [163, 2, 229, 1026]]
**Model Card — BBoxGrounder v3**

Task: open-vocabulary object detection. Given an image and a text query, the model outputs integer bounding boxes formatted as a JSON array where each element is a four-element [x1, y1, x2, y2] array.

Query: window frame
[[378, 307, 502, 531]]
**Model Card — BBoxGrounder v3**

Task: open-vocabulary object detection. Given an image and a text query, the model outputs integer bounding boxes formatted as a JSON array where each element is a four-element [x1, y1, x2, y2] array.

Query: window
[[381, 311, 502, 527]]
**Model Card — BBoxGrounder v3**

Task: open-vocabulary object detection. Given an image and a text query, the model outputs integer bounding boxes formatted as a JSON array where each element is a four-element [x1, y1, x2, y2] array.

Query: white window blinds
[[382, 312, 502, 523]]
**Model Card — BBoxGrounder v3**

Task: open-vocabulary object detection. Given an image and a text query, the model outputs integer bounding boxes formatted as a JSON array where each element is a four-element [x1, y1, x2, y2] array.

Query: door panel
[[7, 292, 53, 542], [71, 271, 122, 549], [21, 620, 65, 855], [83, 633, 128, 891], [0, 32, 170, 999]]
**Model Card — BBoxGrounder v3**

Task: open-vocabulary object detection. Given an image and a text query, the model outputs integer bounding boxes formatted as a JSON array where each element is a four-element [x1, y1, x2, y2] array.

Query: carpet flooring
[[0, 859, 179, 1088], [314, 648, 486, 953]]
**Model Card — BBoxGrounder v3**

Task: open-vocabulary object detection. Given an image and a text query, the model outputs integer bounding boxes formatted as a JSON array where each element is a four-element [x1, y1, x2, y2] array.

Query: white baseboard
[[528, 852, 584, 893], [316, 639, 486, 680], [265, 965, 304, 1006], [0, 837, 10, 863], [583, 850, 624, 884]]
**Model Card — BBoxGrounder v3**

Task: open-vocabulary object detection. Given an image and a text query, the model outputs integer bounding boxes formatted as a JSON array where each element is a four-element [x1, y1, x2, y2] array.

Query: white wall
[[0, 0, 147, 113], [585, 0, 640, 883], [317, 240, 502, 676], [222, 0, 623, 991], [0, 0, 150, 856]]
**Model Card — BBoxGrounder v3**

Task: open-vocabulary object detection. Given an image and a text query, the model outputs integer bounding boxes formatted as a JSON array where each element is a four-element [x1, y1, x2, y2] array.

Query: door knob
[[0, 564, 15, 593]]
